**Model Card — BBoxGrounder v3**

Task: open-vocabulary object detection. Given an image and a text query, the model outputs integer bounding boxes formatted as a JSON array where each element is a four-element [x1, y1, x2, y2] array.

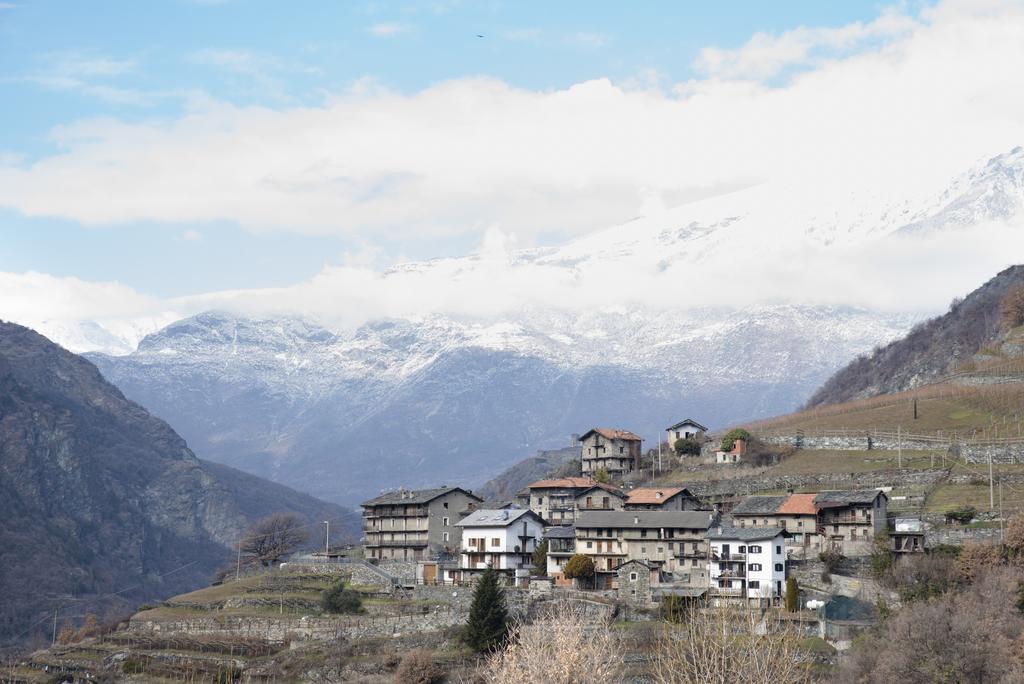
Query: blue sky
[[0, 0, 903, 296]]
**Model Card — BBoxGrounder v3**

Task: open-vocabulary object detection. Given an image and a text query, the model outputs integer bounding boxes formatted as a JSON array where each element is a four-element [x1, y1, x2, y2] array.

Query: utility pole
[[897, 425, 902, 469], [658, 440, 662, 475], [51, 607, 58, 646], [989, 452, 995, 510], [323, 520, 330, 555], [235, 540, 242, 582], [999, 479, 1005, 545]]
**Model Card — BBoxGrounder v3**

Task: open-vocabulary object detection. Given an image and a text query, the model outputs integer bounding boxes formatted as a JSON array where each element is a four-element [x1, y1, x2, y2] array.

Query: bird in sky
[[476, 34, 484, 38]]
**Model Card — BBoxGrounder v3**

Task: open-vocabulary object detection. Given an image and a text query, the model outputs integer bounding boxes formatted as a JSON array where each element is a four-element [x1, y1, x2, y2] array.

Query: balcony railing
[[364, 539, 428, 547], [711, 551, 746, 561], [363, 507, 430, 518], [711, 587, 746, 596]]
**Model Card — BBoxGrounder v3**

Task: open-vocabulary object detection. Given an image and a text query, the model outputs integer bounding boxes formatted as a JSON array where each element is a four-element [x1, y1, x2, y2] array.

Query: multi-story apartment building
[[708, 526, 787, 604], [574, 510, 718, 589], [624, 486, 704, 511], [580, 428, 642, 476], [543, 525, 576, 584], [361, 486, 482, 561], [524, 477, 622, 524], [457, 508, 545, 579]]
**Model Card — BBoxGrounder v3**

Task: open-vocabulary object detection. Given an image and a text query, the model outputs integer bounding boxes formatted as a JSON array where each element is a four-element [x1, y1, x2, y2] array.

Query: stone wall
[[377, 560, 416, 581], [686, 469, 948, 500], [762, 433, 1024, 465]]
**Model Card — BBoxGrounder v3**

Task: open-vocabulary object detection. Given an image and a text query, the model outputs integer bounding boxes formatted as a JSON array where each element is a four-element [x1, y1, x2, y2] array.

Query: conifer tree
[[463, 566, 509, 653]]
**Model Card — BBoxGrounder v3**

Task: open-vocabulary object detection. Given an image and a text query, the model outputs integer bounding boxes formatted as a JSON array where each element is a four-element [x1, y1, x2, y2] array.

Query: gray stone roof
[[456, 508, 543, 528], [575, 510, 718, 530], [708, 526, 786, 542], [666, 418, 708, 432], [730, 495, 788, 515], [543, 525, 575, 539], [362, 486, 480, 507], [814, 489, 886, 506]]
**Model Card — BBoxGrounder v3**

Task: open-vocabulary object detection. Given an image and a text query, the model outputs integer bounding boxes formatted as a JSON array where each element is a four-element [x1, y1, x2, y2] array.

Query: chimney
[[502, 510, 509, 520]]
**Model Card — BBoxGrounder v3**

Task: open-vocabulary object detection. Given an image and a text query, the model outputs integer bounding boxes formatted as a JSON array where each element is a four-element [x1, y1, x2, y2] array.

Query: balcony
[[710, 586, 746, 596], [363, 506, 430, 518], [365, 539, 428, 548], [820, 514, 870, 525], [711, 551, 746, 561]]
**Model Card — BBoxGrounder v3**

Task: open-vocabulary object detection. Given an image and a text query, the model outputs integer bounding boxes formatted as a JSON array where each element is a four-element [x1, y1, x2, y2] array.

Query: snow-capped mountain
[[71, 148, 1024, 505]]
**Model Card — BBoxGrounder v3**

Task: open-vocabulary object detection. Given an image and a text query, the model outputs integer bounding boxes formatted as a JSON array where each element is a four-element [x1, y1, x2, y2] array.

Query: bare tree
[[482, 601, 623, 684], [650, 603, 812, 684], [240, 513, 310, 567]]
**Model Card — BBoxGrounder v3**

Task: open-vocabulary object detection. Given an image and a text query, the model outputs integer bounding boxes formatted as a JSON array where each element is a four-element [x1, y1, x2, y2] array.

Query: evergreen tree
[[463, 566, 509, 653]]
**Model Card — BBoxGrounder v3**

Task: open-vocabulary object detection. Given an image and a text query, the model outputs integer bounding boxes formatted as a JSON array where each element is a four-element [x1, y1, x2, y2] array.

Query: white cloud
[[368, 22, 408, 37], [23, 52, 150, 105], [182, 229, 203, 241], [693, 9, 918, 80]]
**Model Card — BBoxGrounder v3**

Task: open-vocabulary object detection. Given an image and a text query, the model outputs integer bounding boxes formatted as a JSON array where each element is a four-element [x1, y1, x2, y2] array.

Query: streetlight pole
[[323, 520, 330, 555]]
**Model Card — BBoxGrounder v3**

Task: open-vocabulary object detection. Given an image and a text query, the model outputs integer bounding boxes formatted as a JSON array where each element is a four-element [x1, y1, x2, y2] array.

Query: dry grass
[[747, 383, 1024, 441], [769, 449, 942, 475]]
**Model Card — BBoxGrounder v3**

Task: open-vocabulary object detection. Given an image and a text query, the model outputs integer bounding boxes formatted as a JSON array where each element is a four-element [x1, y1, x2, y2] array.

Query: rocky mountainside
[[0, 322, 356, 649], [806, 265, 1024, 407], [88, 305, 908, 506]]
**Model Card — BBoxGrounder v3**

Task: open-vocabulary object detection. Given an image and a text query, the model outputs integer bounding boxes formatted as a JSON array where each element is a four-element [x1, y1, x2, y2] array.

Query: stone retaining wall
[[762, 434, 1024, 465], [686, 469, 948, 499]]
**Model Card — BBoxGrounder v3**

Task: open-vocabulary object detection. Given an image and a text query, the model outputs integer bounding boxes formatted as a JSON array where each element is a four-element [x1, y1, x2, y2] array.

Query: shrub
[[785, 577, 799, 612], [660, 595, 692, 623], [563, 554, 595, 585], [463, 566, 509, 654], [720, 428, 751, 452], [884, 553, 958, 602], [320, 581, 363, 614], [946, 506, 978, 525], [1005, 513, 1024, 555], [594, 467, 610, 484], [122, 658, 146, 674], [394, 649, 445, 684], [957, 541, 1003, 583], [819, 549, 845, 574], [673, 438, 702, 457]]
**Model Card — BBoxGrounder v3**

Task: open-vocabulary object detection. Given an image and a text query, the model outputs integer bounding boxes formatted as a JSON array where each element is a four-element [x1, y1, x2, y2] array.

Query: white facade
[[458, 510, 544, 572], [708, 529, 787, 602]]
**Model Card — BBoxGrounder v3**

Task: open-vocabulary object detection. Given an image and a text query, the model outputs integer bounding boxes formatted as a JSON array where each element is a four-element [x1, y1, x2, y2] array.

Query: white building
[[707, 527, 787, 604], [665, 419, 707, 444], [456, 509, 545, 579]]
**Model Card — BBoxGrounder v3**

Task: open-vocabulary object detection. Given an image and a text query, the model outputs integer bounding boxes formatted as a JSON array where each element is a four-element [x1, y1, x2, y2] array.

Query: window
[[738, 545, 746, 553], [749, 563, 762, 571], [443, 502, 449, 509], [691, 558, 698, 567], [641, 530, 648, 538], [797, 521, 803, 528], [537, 496, 544, 505], [602, 497, 610, 508], [443, 532, 449, 542], [587, 541, 593, 549], [442, 516, 449, 526], [748, 545, 761, 553], [748, 580, 760, 589], [619, 446, 624, 454], [774, 563, 783, 572], [491, 538, 500, 547], [630, 572, 638, 581], [657, 547, 664, 554], [776, 545, 782, 554], [641, 546, 647, 554]]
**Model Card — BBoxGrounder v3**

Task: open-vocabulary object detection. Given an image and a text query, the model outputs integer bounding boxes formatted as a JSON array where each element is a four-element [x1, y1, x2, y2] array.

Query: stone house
[[624, 486, 704, 511], [574, 510, 719, 589], [362, 486, 482, 561], [575, 485, 627, 513], [708, 526, 788, 605], [617, 559, 658, 605], [524, 477, 622, 524], [665, 419, 708, 445], [457, 508, 545, 581], [815, 490, 888, 555], [580, 428, 642, 476], [732, 493, 822, 557]]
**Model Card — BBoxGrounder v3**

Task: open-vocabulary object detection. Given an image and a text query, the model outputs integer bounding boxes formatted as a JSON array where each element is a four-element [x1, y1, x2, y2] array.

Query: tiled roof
[[581, 428, 643, 442], [814, 489, 886, 506], [362, 486, 480, 507], [731, 495, 788, 515], [708, 526, 786, 542], [456, 509, 543, 528], [575, 510, 718, 530], [625, 487, 692, 505], [665, 418, 708, 432], [777, 493, 819, 515]]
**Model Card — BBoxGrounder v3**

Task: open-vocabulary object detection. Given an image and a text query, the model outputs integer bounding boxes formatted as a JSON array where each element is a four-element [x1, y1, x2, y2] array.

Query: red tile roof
[[778, 493, 818, 515], [626, 487, 687, 505], [583, 428, 642, 442]]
